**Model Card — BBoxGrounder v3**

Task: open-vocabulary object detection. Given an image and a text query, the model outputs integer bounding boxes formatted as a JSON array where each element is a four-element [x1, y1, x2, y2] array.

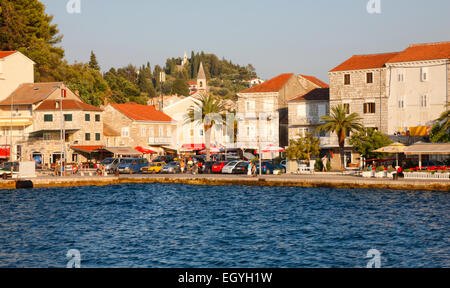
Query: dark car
[[202, 161, 215, 174], [153, 155, 175, 164], [255, 161, 286, 175], [232, 162, 250, 174], [117, 158, 149, 174]]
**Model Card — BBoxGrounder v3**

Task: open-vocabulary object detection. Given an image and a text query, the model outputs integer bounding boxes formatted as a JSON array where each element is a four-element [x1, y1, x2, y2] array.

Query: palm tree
[[185, 94, 225, 161], [317, 104, 363, 170], [436, 103, 450, 132]]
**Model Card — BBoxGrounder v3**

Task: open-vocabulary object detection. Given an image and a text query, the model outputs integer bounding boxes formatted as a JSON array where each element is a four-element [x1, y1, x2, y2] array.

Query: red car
[[211, 161, 229, 173]]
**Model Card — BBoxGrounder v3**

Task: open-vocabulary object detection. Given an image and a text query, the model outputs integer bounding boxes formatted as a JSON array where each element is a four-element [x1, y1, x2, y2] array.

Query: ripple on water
[[0, 184, 449, 268]]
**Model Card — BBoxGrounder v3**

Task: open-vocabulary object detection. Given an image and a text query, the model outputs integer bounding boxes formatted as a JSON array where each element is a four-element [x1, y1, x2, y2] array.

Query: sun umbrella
[[134, 146, 156, 154], [373, 142, 406, 167]]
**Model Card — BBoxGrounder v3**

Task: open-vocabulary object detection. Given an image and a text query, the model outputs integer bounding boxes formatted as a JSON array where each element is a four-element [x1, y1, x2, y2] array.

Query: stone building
[[385, 42, 450, 137], [236, 73, 307, 154], [0, 82, 104, 165], [102, 103, 177, 156], [288, 88, 330, 142]]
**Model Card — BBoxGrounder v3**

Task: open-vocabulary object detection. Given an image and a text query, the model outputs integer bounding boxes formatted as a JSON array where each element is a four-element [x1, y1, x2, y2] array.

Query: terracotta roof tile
[[290, 88, 330, 102], [299, 75, 329, 88], [0, 51, 17, 59], [386, 41, 450, 63], [0, 83, 63, 105], [239, 73, 294, 93], [35, 99, 103, 112], [330, 52, 400, 72], [111, 103, 174, 122]]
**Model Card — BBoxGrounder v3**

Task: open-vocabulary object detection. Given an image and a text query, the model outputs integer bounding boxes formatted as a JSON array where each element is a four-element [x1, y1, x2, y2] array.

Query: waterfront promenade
[[1, 173, 448, 192]]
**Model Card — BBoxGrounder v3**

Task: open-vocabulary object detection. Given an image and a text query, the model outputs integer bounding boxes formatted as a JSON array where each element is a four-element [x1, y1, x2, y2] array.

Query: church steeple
[[197, 62, 207, 92], [182, 51, 188, 66]]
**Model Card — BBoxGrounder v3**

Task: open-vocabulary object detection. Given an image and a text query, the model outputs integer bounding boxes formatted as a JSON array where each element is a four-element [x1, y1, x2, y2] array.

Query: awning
[[30, 129, 79, 136], [101, 147, 143, 156], [405, 143, 450, 155], [181, 144, 206, 151], [71, 145, 105, 154], [135, 146, 156, 154], [0, 145, 10, 159]]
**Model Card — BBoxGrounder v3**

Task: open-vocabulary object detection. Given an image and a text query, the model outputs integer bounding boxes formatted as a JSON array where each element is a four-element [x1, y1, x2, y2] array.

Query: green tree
[[88, 50, 100, 71], [286, 133, 320, 162], [349, 128, 392, 160], [430, 104, 450, 143], [185, 94, 225, 161], [317, 105, 363, 170], [172, 78, 189, 96], [0, 0, 65, 81]]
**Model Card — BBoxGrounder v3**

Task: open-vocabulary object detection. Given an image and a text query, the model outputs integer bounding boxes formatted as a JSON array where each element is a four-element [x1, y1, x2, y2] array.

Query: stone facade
[[102, 104, 176, 155], [329, 69, 388, 133]]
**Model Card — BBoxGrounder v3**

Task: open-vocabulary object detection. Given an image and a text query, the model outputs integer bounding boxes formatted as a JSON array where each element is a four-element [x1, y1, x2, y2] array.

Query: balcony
[[289, 116, 324, 126], [319, 136, 351, 148], [148, 137, 172, 145]]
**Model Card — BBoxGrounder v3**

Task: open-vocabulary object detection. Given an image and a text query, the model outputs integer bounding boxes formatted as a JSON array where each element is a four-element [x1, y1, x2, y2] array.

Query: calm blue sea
[[0, 184, 449, 268]]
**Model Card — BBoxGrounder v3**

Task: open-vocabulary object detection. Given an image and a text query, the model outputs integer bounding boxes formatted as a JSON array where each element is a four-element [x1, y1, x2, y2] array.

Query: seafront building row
[[0, 41, 448, 168]]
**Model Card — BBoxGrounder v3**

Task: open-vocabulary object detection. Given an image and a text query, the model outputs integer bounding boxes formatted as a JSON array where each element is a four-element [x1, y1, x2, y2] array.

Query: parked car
[[255, 161, 286, 175], [153, 155, 175, 164], [117, 158, 149, 174], [141, 162, 165, 174], [100, 158, 121, 173], [0, 162, 19, 179], [211, 161, 229, 173], [232, 161, 250, 174], [202, 161, 216, 174], [161, 162, 181, 174], [222, 161, 242, 174]]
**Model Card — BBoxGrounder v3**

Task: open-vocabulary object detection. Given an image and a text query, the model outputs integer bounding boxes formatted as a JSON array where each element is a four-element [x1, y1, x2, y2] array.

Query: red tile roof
[[0, 51, 17, 59], [290, 88, 330, 102], [330, 52, 400, 72], [111, 103, 174, 122], [35, 99, 103, 112], [386, 41, 450, 63], [188, 81, 197, 85], [239, 73, 294, 93], [299, 75, 329, 88]]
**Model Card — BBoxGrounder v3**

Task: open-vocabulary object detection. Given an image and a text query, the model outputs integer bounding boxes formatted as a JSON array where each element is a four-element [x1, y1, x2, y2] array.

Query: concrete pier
[[1, 174, 449, 191]]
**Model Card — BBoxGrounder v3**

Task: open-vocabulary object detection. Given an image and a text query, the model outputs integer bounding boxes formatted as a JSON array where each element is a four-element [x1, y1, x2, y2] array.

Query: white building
[[0, 51, 35, 102]]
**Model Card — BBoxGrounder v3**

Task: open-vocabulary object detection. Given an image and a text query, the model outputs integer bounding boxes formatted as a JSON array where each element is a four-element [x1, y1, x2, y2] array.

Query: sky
[[40, 0, 450, 82]]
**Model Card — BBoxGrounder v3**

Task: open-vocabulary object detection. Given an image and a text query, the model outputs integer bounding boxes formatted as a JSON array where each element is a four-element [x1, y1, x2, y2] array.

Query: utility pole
[[60, 87, 66, 177]]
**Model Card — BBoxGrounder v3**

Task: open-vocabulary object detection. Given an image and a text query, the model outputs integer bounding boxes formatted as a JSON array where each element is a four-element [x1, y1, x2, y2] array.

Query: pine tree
[[88, 50, 100, 71]]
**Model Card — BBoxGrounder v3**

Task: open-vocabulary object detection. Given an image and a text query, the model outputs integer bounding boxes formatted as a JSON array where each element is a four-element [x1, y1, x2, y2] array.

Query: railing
[[404, 172, 450, 180], [148, 137, 172, 145], [290, 116, 324, 125], [319, 136, 350, 147]]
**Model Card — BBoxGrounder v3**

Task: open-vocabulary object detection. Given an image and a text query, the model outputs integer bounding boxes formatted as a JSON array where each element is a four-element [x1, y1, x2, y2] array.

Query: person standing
[[322, 155, 328, 172], [247, 162, 252, 177], [180, 160, 185, 174]]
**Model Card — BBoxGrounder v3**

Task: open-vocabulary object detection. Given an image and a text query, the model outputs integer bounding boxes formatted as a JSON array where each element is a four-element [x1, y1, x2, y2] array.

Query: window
[[363, 103, 376, 114], [64, 114, 72, 122], [85, 133, 91, 141], [159, 127, 164, 137], [366, 72, 373, 84], [397, 69, 405, 82], [44, 114, 53, 122], [398, 96, 405, 109], [95, 133, 101, 141], [95, 114, 101, 122], [43, 133, 51, 141], [421, 68, 429, 82], [121, 127, 130, 137], [420, 95, 427, 108], [167, 127, 172, 137], [344, 104, 350, 114], [344, 74, 351, 85], [85, 114, 90, 121], [245, 100, 255, 113], [199, 129, 204, 137], [149, 127, 154, 137], [318, 104, 326, 117], [140, 127, 146, 137]]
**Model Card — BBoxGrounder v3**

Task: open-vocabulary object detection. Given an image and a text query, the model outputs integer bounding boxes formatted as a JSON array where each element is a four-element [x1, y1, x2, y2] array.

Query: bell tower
[[197, 62, 207, 92]]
